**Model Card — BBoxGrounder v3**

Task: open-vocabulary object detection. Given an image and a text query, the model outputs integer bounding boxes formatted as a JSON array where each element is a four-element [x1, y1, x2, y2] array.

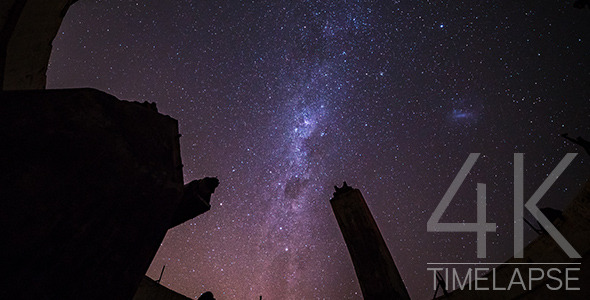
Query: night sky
[[47, 1, 589, 299]]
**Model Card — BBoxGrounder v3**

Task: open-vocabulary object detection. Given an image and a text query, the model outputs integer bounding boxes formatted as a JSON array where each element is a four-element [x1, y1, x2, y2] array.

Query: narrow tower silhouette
[[330, 182, 410, 300]]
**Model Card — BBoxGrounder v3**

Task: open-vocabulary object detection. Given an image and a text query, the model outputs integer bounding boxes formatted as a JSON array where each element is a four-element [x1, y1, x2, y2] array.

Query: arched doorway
[[0, 0, 77, 90]]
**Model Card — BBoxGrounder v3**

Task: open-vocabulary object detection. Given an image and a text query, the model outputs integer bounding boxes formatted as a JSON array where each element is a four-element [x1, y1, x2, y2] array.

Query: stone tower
[[330, 182, 410, 300]]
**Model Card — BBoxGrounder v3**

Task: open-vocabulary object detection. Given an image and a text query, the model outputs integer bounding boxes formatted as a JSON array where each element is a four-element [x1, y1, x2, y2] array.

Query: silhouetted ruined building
[[0, 3, 217, 300], [330, 182, 411, 300], [0, 89, 217, 299]]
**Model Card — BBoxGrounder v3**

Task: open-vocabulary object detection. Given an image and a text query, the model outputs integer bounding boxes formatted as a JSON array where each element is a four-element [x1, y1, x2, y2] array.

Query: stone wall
[[0, 89, 185, 299]]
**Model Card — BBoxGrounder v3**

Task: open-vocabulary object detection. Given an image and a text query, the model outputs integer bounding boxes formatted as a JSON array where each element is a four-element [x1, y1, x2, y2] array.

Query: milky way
[[48, 1, 589, 299]]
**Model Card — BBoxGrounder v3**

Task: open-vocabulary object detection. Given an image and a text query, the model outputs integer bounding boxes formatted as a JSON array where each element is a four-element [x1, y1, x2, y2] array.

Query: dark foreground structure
[[0, 89, 216, 299], [331, 180, 590, 300], [0, 2, 217, 299], [330, 182, 411, 300]]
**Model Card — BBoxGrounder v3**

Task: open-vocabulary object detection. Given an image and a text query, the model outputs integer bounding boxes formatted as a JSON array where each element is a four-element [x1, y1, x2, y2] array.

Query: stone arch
[[0, 0, 77, 90]]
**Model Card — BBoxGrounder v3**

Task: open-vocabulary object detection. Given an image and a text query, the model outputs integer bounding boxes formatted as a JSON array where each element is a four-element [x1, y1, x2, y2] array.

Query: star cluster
[[48, 1, 589, 299]]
